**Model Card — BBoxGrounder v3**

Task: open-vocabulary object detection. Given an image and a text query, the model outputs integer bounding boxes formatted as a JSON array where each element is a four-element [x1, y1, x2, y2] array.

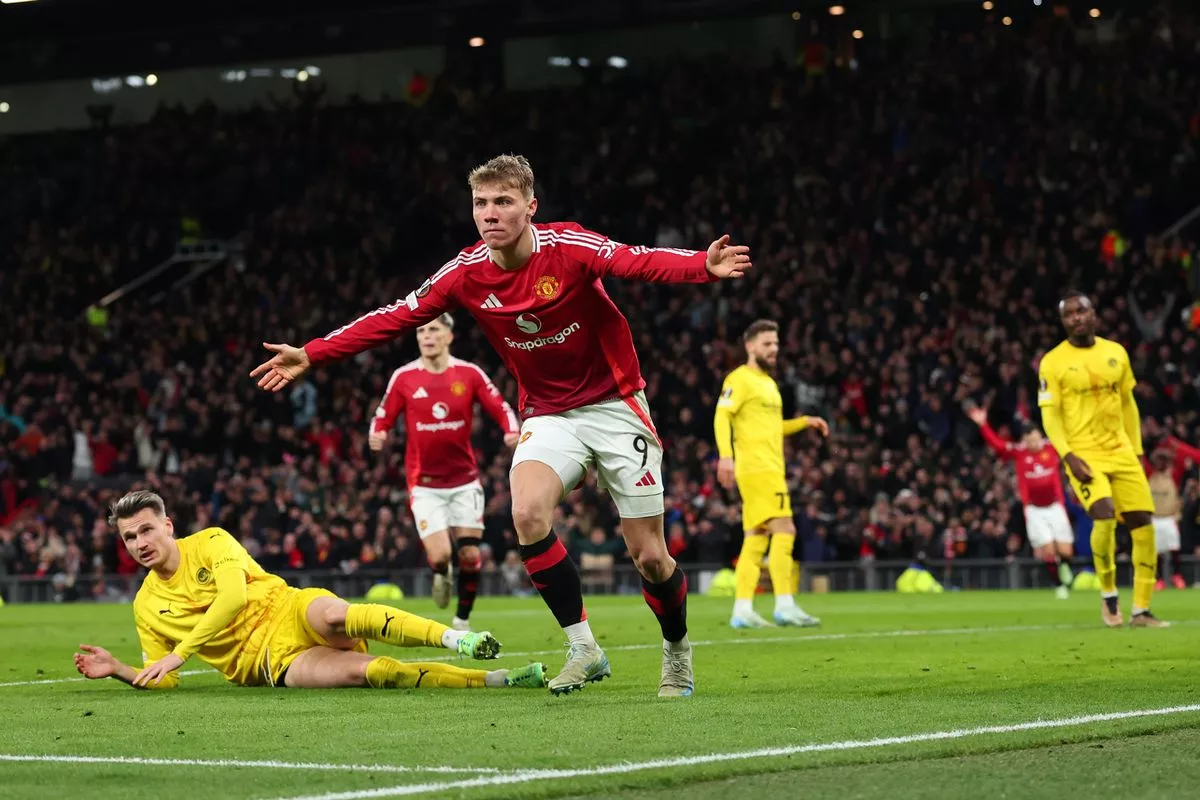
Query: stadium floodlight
[[1089, 7, 1101, 17], [577, 57, 591, 67], [146, 74, 158, 86], [1033, 0, 1043, 6], [828, 5, 845, 15], [852, 29, 864, 39], [279, 68, 297, 79], [296, 70, 310, 82], [125, 75, 145, 87], [1002, 15, 1012, 25], [791, 11, 801, 20], [0, 1, 39, 5], [547, 56, 572, 67], [607, 56, 628, 69], [468, 36, 485, 48], [304, 65, 321, 77], [0, 102, 9, 113], [982, 1, 993, 9], [91, 77, 121, 94]]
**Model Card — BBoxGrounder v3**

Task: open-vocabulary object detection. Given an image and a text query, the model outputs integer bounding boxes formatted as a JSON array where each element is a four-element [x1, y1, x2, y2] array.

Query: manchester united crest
[[451, 381, 467, 396], [533, 275, 560, 300]]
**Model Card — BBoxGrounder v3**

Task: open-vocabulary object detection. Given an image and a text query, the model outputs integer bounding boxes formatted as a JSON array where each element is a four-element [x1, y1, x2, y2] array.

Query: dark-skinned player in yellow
[[1038, 291, 1168, 628]]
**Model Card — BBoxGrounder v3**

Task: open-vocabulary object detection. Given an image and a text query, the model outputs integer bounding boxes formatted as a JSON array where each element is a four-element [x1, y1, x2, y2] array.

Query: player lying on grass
[[73, 490, 547, 690]]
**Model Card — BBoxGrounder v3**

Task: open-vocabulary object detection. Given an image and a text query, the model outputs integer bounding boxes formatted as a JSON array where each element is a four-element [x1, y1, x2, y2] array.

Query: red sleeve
[[370, 369, 407, 435], [1169, 437, 1200, 464], [978, 423, 1015, 460], [556, 222, 715, 284], [471, 366, 520, 435], [304, 262, 459, 365]]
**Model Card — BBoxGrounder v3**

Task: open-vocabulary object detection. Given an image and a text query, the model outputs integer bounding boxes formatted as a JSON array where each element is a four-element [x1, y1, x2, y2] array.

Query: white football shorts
[[1153, 516, 1181, 553], [1024, 502, 1074, 549], [408, 480, 485, 539], [510, 391, 664, 519]]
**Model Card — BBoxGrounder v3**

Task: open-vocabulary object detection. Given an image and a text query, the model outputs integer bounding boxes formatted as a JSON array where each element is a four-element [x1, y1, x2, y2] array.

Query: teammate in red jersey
[[251, 154, 752, 697], [369, 313, 520, 629], [968, 407, 1075, 598]]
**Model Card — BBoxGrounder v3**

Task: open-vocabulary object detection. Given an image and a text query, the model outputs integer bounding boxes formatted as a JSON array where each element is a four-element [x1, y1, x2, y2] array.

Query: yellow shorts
[[738, 472, 792, 531], [1066, 449, 1154, 517], [236, 586, 367, 687]]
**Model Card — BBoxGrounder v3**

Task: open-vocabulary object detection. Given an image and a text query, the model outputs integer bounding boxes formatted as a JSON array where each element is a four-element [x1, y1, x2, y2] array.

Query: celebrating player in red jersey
[[251, 154, 752, 697], [369, 313, 520, 630], [968, 407, 1075, 598]]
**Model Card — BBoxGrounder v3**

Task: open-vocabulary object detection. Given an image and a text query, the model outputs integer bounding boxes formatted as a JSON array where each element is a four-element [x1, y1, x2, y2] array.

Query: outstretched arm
[[561, 223, 751, 284], [75, 643, 177, 690], [251, 265, 458, 391]]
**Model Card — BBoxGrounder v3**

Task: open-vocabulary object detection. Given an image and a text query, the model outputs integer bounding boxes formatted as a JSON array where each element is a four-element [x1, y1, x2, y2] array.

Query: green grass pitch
[[2, 589, 1199, 799]]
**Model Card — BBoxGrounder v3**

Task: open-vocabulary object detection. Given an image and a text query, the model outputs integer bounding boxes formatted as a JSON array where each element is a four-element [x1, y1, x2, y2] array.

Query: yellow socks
[[365, 656, 488, 689], [345, 604, 449, 649], [735, 533, 770, 601], [1090, 519, 1117, 595], [768, 534, 797, 596], [1130, 523, 1156, 612]]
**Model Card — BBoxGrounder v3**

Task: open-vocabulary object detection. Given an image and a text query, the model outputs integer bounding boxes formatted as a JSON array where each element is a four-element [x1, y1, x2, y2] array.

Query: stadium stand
[[2, 3, 1199, 601]]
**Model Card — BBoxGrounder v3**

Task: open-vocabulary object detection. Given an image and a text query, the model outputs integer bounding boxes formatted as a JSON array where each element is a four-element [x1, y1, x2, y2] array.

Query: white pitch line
[[0, 668, 215, 689], [0, 754, 501, 775], [417, 621, 1101, 663], [0, 622, 1145, 688], [272, 703, 1200, 800]]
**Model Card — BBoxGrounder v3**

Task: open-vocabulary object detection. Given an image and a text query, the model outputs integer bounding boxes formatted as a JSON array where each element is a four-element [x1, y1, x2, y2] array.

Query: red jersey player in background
[[968, 406, 1075, 598], [251, 154, 752, 698], [369, 313, 520, 630]]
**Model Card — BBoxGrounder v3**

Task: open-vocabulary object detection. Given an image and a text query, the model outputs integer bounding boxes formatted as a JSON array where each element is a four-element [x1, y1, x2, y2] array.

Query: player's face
[[416, 321, 452, 358], [117, 509, 175, 569], [1059, 297, 1096, 339], [747, 332, 780, 371], [472, 183, 536, 250]]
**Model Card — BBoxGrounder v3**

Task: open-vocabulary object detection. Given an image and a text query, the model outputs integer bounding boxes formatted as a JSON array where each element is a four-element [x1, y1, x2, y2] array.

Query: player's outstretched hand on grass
[[250, 342, 311, 392], [705, 235, 752, 279], [717, 456, 736, 490], [74, 644, 119, 680], [133, 653, 185, 688]]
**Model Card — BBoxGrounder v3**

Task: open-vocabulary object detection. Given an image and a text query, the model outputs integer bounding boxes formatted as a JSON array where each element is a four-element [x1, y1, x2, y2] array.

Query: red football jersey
[[979, 423, 1065, 507], [371, 357, 518, 489], [306, 222, 715, 417]]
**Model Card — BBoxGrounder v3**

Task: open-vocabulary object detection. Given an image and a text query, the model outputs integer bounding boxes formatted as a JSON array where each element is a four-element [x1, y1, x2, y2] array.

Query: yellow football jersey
[[1037, 336, 1137, 455], [714, 364, 807, 477], [133, 527, 287, 685]]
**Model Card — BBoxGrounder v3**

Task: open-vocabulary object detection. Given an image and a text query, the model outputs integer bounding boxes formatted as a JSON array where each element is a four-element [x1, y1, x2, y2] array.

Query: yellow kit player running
[[1038, 291, 1168, 628], [715, 319, 828, 629], [73, 490, 548, 689]]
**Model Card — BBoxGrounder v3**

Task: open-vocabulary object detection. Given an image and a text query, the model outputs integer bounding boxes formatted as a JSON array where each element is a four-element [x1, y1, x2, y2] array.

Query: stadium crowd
[[3, 6, 1200, 599]]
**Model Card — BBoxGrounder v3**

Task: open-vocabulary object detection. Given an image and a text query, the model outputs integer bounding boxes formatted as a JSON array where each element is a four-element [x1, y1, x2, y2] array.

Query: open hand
[[74, 644, 118, 680], [704, 235, 752, 279], [250, 343, 311, 392], [133, 653, 185, 687], [966, 407, 987, 426]]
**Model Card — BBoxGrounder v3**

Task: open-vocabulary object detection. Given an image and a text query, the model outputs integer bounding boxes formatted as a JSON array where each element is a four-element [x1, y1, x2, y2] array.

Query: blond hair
[[467, 154, 535, 200]]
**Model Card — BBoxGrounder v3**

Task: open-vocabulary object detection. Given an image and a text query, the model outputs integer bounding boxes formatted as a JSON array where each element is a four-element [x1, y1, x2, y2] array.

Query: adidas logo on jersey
[[480, 293, 503, 309], [634, 471, 657, 488], [412, 387, 429, 399]]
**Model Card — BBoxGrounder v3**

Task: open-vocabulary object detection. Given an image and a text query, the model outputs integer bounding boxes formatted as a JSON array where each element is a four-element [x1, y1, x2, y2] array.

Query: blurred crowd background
[[3, 2, 1200, 601]]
